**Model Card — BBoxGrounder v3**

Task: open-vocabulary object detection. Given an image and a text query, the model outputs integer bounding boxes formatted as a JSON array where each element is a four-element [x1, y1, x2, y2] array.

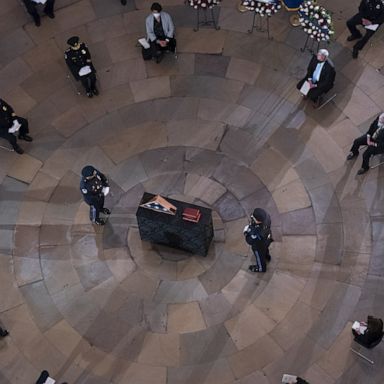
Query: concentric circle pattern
[[1, 0, 384, 383]]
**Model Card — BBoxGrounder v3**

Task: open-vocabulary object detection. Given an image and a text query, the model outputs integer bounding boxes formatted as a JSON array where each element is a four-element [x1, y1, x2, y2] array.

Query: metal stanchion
[[194, 7, 220, 31]]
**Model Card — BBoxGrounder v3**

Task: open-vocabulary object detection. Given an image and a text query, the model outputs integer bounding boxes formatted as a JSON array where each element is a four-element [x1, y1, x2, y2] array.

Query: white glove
[[243, 225, 250, 234], [102, 186, 110, 196]]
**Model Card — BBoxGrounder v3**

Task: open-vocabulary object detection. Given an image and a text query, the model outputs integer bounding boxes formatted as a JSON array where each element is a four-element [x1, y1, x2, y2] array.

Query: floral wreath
[[299, 0, 334, 41], [241, 0, 281, 16], [189, 0, 220, 9]]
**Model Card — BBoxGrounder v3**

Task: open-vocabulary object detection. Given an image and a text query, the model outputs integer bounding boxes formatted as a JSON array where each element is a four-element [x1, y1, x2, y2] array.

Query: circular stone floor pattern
[[1, 0, 384, 384]]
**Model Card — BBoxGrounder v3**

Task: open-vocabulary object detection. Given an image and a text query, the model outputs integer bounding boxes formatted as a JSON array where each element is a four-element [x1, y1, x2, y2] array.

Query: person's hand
[[158, 40, 167, 47], [87, 59, 91, 63], [362, 18, 372, 26]]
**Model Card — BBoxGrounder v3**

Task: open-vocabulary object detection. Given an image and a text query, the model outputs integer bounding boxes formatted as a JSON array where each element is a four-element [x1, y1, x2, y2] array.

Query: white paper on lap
[[365, 24, 379, 31], [8, 119, 21, 133], [79, 65, 92, 77], [138, 38, 150, 49], [282, 374, 297, 383], [300, 80, 311, 96], [44, 378, 56, 384], [102, 187, 110, 196], [32, 0, 48, 4]]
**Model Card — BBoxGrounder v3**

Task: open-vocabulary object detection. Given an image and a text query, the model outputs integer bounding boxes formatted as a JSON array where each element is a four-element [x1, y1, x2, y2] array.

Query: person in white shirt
[[22, 0, 55, 27]]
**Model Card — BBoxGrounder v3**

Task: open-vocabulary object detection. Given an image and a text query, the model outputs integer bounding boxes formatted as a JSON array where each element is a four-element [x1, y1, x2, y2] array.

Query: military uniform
[[243, 208, 273, 273], [80, 166, 110, 225], [347, 0, 384, 57], [0, 98, 32, 154], [22, 0, 55, 27], [65, 37, 98, 97]]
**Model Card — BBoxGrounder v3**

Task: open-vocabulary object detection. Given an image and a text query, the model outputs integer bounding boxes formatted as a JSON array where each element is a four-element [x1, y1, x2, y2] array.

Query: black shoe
[[313, 97, 322, 109], [248, 265, 265, 273], [34, 18, 41, 27], [346, 152, 358, 160], [86, 92, 93, 98], [352, 48, 359, 59], [0, 330, 9, 337], [121, 0, 127, 4], [266, 254, 271, 262], [92, 88, 99, 96], [18, 134, 33, 142], [13, 145, 24, 154], [357, 167, 369, 175], [45, 12, 55, 19], [94, 219, 106, 225], [102, 208, 111, 215], [155, 54, 163, 64], [347, 34, 362, 42]]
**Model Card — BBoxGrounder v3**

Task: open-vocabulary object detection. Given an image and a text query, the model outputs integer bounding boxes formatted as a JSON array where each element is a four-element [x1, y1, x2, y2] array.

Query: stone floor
[[1, 0, 384, 383]]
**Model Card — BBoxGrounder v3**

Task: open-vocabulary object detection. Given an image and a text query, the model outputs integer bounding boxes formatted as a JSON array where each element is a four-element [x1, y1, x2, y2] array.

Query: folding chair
[[370, 153, 384, 169], [0, 138, 15, 152], [351, 332, 384, 365], [66, 73, 81, 96]]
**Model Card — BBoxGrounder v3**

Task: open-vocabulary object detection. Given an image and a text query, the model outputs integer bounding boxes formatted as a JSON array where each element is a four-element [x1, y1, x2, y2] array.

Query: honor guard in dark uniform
[[80, 166, 110, 225], [22, 0, 55, 27], [65, 36, 98, 98], [121, 0, 127, 4], [243, 208, 273, 273], [0, 98, 33, 154], [346, 0, 384, 58]]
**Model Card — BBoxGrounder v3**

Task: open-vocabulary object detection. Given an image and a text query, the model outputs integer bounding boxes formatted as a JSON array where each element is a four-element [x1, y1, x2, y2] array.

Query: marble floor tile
[[167, 301, 206, 333]]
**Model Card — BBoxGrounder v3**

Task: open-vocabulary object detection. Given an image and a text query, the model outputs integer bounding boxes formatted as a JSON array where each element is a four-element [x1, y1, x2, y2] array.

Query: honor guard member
[[121, 0, 127, 4], [0, 98, 33, 154], [243, 208, 273, 273], [346, 0, 384, 58], [65, 36, 98, 98], [80, 166, 111, 225], [22, 0, 55, 27]]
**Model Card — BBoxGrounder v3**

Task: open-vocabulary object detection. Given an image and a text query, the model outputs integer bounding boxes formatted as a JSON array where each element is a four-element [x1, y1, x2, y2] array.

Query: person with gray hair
[[347, 112, 384, 175], [296, 49, 336, 108]]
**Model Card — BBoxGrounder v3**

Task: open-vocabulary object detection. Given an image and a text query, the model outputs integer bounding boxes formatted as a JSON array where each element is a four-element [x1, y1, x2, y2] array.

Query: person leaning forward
[[145, 2, 176, 63], [346, 0, 384, 59], [65, 36, 98, 98], [0, 98, 33, 154], [347, 112, 384, 175]]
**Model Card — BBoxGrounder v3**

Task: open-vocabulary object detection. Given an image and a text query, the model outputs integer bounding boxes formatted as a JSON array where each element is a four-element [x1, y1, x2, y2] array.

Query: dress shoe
[[346, 152, 358, 160], [86, 92, 93, 98], [92, 87, 99, 96], [13, 145, 24, 154], [35, 18, 41, 27], [352, 48, 359, 59], [102, 208, 111, 215], [0, 330, 9, 337], [357, 167, 369, 175], [18, 134, 33, 142], [121, 0, 127, 4], [94, 219, 106, 225], [45, 12, 55, 19], [312, 97, 322, 109], [347, 34, 361, 42]]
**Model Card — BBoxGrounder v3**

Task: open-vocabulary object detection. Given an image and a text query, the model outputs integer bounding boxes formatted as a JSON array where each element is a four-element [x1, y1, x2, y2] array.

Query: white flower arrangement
[[189, 0, 220, 9], [299, 0, 334, 41], [241, 0, 281, 16]]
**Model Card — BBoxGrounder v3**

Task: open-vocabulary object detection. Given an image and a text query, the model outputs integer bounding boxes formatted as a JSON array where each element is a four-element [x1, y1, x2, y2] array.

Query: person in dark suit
[[80, 165, 110, 225], [352, 316, 383, 348], [65, 36, 98, 98], [0, 98, 33, 154], [347, 113, 384, 175], [243, 208, 273, 273], [296, 49, 336, 108], [346, 0, 384, 59], [22, 0, 55, 27], [121, 0, 127, 4]]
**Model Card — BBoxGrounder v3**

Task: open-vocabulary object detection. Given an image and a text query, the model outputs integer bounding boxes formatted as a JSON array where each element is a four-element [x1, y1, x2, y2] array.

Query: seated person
[[346, 112, 384, 175], [65, 36, 98, 98], [296, 49, 336, 108], [0, 98, 33, 154], [22, 0, 55, 27], [145, 2, 176, 63], [352, 315, 383, 348]]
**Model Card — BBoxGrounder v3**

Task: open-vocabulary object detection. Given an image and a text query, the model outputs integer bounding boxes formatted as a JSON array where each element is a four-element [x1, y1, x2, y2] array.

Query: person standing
[[145, 2, 176, 63], [22, 0, 55, 27], [346, 112, 384, 174], [0, 98, 33, 154], [346, 0, 384, 59], [243, 208, 273, 273], [80, 166, 110, 226], [65, 36, 98, 98]]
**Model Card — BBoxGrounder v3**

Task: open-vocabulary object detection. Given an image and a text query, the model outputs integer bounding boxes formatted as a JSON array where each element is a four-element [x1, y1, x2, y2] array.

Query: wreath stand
[[194, 7, 220, 31], [300, 34, 324, 53], [248, 12, 272, 39]]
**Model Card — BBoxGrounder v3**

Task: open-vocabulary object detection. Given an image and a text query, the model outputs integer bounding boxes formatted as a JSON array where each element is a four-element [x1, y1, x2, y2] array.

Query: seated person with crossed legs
[[347, 112, 384, 175], [145, 2, 176, 63], [297, 49, 336, 108]]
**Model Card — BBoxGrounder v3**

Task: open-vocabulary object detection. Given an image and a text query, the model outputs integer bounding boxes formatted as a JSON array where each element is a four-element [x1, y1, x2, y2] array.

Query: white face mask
[[153, 12, 160, 19]]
